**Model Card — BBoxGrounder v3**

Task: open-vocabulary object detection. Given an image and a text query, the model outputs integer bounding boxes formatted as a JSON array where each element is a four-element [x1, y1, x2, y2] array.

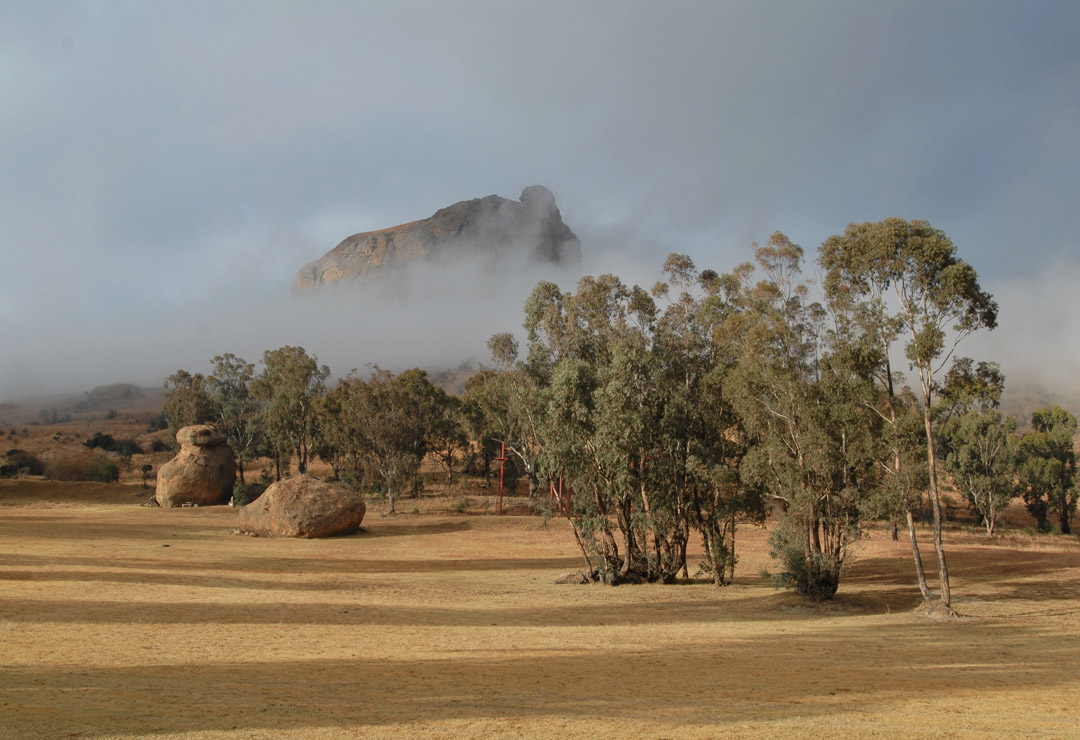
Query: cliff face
[[293, 186, 580, 291]]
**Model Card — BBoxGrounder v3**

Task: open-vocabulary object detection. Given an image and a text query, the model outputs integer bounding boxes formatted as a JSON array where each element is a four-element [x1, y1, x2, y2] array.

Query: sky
[[1, 0, 1079, 400]]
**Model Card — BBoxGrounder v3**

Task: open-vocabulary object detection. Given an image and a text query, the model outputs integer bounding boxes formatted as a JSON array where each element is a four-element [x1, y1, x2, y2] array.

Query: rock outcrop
[[155, 425, 236, 507], [238, 475, 366, 538], [293, 185, 580, 290]]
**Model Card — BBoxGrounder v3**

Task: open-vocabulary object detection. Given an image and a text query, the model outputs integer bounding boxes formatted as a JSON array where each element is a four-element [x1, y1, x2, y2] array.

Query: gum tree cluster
[[163, 349, 465, 511], [471, 218, 1001, 602]]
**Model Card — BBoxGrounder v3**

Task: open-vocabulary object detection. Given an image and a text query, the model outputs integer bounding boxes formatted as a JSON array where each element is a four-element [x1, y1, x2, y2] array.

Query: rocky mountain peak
[[293, 186, 580, 291]]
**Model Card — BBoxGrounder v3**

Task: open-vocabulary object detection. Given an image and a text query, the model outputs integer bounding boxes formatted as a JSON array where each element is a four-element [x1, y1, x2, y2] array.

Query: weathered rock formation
[[293, 185, 580, 290], [238, 475, 366, 538], [155, 425, 236, 507]]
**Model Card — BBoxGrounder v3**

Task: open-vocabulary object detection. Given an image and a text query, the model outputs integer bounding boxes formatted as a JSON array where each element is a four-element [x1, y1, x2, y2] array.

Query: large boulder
[[292, 185, 580, 291], [155, 425, 236, 507], [238, 475, 366, 538]]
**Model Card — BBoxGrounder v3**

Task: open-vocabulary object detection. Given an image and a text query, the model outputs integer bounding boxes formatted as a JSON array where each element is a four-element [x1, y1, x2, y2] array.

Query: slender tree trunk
[[906, 508, 932, 602], [922, 389, 951, 607]]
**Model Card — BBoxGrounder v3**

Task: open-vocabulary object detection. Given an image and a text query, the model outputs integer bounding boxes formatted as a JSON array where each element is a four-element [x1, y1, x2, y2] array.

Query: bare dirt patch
[[2, 487, 1080, 739]]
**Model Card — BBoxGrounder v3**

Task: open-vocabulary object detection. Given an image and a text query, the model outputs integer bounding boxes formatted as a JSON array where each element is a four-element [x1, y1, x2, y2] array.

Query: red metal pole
[[497, 441, 505, 516]]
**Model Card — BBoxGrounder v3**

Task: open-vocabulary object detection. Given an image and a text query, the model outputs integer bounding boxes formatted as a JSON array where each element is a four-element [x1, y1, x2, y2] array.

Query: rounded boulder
[[155, 425, 236, 507], [238, 475, 366, 538]]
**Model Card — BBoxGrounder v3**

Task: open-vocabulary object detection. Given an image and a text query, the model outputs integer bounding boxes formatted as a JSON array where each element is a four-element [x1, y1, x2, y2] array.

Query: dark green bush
[[84, 433, 142, 457], [4, 449, 44, 475], [86, 455, 120, 483], [232, 481, 266, 506], [769, 522, 842, 601]]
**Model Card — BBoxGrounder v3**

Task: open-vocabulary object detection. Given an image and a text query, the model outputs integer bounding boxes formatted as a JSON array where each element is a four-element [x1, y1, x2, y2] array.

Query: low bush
[[232, 481, 266, 506], [84, 433, 142, 457], [5, 449, 44, 475], [44, 447, 120, 483], [86, 456, 120, 483]]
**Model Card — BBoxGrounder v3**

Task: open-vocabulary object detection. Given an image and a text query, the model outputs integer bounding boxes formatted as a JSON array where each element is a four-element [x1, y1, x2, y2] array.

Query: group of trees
[[163, 348, 467, 513], [935, 362, 1079, 539], [469, 218, 1076, 607], [160, 217, 1079, 606], [318, 367, 463, 513]]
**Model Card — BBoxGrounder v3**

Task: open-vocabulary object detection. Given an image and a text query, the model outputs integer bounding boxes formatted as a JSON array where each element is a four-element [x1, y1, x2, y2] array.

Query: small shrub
[[84, 432, 116, 451], [44, 447, 111, 482], [768, 522, 843, 601], [83, 432, 141, 457], [87, 455, 120, 483], [5, 449, 44, 475], [150, 439, 168, 453], [112, 438, 142, 457], [232, 482, 267, 507], [0, 463, 17, 478]]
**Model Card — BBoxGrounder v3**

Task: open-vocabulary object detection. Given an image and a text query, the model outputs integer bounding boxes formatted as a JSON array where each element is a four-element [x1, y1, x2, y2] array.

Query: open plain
[[2, 480, 1080, 740]]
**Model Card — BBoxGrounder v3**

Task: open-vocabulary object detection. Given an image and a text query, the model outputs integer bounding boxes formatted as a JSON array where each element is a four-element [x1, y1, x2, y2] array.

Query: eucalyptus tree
[[517, 260, 758, 586], [1017, 406, 1078, 534], [206, 353, 261, 485], [941, 410, 1017, 537], [730, 233, 881, 600], [820, 218, 997, 609], [162, 369, 214, 438], [427, 392, 468, 491], [649, 254, 756, 586], [937, 359, 1017, 537], [462, 334, 546, 496], [332, 367, 437, 513], [527, 273, 657, 581], [316, 380, 359, 487], [251, 346, 329, 476]]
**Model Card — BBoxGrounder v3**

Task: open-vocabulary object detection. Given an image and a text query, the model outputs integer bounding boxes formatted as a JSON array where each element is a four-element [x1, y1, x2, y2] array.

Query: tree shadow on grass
[[3, 620, 1077, 738]]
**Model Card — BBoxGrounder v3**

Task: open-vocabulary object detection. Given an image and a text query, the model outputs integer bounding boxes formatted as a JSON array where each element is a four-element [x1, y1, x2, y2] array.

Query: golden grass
[[2, 481, 1080, 739]]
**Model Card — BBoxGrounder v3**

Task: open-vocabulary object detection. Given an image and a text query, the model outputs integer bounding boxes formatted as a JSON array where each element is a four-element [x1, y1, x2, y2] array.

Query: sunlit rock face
[[238, 474, 366, 538], [292, 186, 580, 291], [155, 425, 236, 507]]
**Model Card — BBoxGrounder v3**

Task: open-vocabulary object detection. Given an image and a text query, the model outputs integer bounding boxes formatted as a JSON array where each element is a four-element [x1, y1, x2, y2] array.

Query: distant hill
[[1000, 378, 1080, 430], [293, 185, 580, 291], [0, 384, 164, 426]]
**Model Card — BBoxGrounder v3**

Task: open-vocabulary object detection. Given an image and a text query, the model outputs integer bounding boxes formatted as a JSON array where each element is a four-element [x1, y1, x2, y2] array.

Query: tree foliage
[[505, 259, 757, 586], [206, 353, 262, 485], [938, 359, 1017, 537], [251, 346, 329, 477], [323, 367, 444, 513], [1017, 406, 1078, 534], [819, 218, 997, 609], [731, 234, 880, 600], [162, 370, 213, 439]]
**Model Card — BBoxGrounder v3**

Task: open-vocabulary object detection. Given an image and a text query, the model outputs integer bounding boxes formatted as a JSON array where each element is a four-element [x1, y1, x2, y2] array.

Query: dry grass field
[[3, 480, 1080, 739]]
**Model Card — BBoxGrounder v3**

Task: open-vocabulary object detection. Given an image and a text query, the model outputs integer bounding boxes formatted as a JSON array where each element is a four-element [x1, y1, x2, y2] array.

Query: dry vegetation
[[2, 478, 1080, 740]]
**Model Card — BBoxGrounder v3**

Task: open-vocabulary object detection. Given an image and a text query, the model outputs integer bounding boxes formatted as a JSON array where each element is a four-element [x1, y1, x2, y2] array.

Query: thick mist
[[2, 3, 1078, 406], [2, 218, 1073, 406]]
